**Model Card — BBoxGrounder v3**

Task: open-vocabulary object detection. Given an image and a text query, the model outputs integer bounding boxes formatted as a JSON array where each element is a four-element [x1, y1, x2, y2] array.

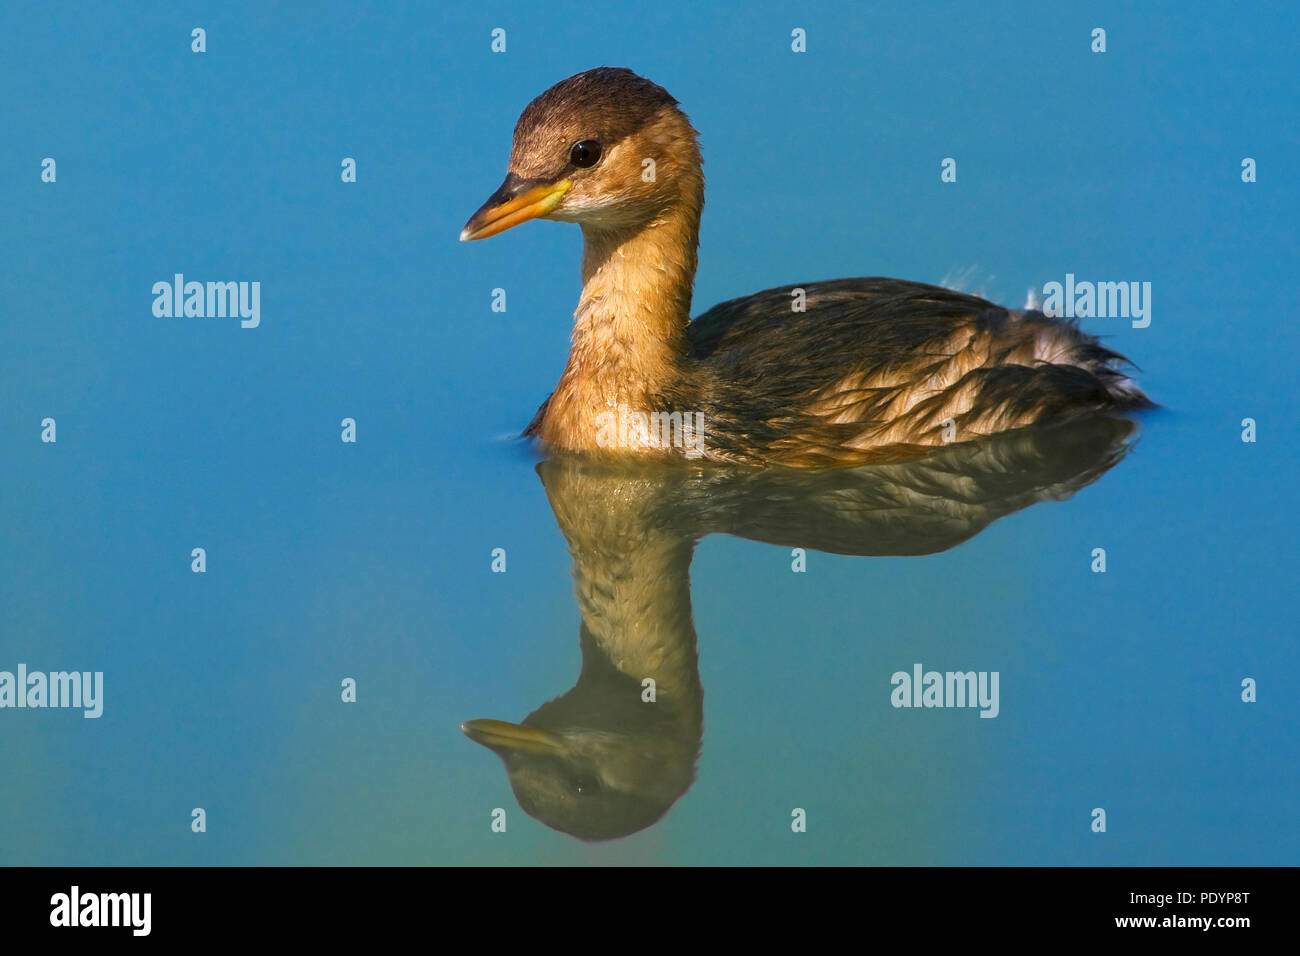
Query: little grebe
[[461, 67, 1151, 467]]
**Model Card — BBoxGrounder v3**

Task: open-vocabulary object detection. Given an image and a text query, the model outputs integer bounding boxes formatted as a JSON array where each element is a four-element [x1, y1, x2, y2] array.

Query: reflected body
[[462, 67, 1152, 465], [462, 413, 1140, 840]]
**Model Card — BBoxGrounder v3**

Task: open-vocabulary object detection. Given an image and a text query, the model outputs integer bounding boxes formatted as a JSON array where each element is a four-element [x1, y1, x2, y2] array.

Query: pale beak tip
[[458, 227, 473, 242]]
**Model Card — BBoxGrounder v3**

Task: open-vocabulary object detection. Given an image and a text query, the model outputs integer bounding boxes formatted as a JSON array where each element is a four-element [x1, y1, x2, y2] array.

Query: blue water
[[2, 1, 1296, 864]]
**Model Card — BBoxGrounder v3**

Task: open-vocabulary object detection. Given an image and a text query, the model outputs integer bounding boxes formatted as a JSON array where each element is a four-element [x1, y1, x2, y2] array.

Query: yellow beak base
[[460, 179, 572, 241], [461, 718, 566, 755]]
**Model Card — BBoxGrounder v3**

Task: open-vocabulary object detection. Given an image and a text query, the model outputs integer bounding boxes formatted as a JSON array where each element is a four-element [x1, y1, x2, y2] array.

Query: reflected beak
[[459, 174, 573, 241], [461, 718, 567, 755]]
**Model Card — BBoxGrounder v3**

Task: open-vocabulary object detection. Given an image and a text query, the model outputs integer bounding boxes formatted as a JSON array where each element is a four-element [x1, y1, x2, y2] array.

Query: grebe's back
[[682, 277, 1150, 466]]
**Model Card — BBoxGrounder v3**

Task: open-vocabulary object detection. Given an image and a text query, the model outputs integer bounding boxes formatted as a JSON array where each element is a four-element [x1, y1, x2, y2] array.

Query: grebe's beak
[[461, 718, 566, 756], [459, 174, 572, 241]]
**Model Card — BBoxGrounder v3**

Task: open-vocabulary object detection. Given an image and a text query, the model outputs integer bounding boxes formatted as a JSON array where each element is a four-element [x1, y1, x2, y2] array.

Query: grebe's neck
[[535, 197, 702, 450]]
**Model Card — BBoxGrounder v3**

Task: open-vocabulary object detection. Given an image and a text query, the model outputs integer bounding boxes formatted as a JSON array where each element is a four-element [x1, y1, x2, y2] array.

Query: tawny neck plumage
[[535, 199, 701, 451]]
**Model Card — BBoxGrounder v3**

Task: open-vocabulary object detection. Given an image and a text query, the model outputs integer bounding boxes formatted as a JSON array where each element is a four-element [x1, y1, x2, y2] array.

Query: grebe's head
[[460, 67, 702, 241], [460, 707, 696, 842]]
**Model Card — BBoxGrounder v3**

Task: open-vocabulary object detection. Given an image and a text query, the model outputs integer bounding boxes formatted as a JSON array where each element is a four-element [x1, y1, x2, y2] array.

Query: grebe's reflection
[[462, 413, 1138, 841]]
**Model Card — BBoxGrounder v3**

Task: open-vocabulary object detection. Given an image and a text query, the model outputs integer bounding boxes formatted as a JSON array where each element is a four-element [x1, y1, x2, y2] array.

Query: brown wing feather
[[683, 278, 1149, 466]]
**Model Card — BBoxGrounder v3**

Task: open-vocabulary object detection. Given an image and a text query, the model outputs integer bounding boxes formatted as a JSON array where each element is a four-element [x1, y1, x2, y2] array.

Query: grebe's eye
[[569, 140, 602, 168]]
